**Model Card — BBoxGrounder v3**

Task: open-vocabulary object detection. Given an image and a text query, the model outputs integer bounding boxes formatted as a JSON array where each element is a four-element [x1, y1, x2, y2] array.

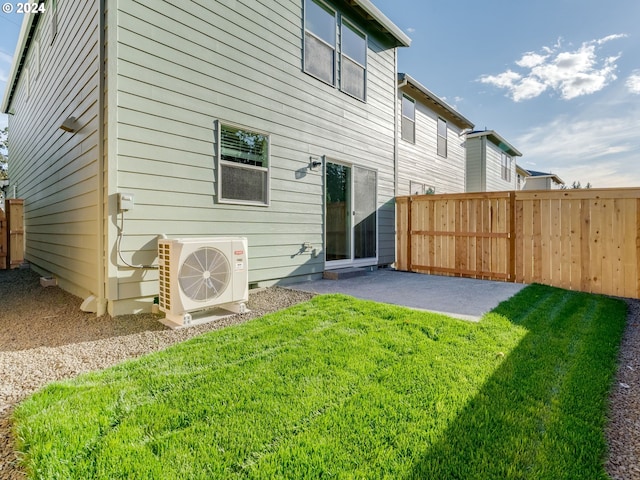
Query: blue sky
[[375, 0, 640, 187], [1, 1, 640, 186]]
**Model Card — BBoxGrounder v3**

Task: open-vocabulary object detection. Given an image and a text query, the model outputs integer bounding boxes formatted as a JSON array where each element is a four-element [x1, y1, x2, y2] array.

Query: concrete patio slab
[[289, 269, 527, 321]]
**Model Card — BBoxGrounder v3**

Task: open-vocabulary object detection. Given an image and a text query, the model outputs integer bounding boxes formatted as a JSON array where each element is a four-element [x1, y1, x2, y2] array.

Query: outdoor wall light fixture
[[59, 116, 77, 133], [309, 157, 322, 170]]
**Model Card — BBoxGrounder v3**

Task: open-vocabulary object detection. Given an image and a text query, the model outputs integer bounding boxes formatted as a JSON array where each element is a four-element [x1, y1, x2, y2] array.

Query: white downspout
[[95, 0, 107, 316]]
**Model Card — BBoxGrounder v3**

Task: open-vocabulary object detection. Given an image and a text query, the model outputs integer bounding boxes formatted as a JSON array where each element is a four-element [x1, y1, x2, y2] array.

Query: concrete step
[[323, 267, 369, 280]]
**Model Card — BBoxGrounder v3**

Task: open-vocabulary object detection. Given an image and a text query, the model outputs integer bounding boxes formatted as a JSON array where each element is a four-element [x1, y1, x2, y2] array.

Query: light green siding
[[4, 0, 402, 316], [397, 86, 466, 196], [109, 0, 400, 314], [465, 135, 517, 192], [4, 1, 101, 300], [465, 136, 484, 192], [484, 141, 516, 191]]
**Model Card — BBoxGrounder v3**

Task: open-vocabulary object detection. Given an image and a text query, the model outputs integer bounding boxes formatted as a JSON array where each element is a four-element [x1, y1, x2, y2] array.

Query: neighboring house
[[1, 0, 410, 315], [465, 130, 522, 192], [397, 73, 474, 195], [517, 167, 565, 190]]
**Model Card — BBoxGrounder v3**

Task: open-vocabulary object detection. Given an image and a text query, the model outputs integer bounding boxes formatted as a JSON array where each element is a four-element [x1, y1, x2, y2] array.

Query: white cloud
[[406, 27, 416, 34], [516, 52, 548, 69], [516, 113, 640, 187], [596, 34, 627, 45], [627, 72, 640, 94], [479, 35, 625, 101]]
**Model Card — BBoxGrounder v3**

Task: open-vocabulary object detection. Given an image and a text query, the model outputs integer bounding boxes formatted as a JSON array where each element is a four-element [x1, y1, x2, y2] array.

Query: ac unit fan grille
[[178, 247, 231, 302]]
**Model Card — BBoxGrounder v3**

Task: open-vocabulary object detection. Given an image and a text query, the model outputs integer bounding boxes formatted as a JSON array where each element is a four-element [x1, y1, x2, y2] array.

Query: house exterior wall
[[108, 0, 401, 314], [484, 141, 516, 191], [466, 136, 517, 192], [4, 1, 101, 301], [397, 87, 466, 195], [522, 176, 552, 190], [465, 136, 484, 192]]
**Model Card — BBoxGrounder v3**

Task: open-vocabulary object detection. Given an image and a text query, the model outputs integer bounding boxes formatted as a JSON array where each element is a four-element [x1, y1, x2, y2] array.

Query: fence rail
[[396, 188, 640, 299]]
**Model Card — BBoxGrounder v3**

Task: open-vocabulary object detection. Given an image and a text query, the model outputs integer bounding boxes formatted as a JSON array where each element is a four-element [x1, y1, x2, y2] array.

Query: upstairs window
[[304, 0, 336, 86], [217, 122, 270, 206], [437, 118, 447, 158], [304, 0, 368, 101], [501, 153, 512, 182], [340, 20, 366, 100], [401, 94, 415, 143], [50, 0, 58, 44]]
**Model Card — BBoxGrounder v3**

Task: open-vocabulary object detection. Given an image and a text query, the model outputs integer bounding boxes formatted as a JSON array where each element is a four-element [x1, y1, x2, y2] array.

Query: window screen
[[437, 118, 447, 157], [218, 123, 270, 205], [401, 95, 415, 143], [341, 21, 366, 100], [304, 0, 336, 85]]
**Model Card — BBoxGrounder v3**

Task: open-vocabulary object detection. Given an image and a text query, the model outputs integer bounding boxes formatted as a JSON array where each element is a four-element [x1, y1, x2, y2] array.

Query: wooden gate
[[1, 199, 24, 269], [396, 192, 515, 281]]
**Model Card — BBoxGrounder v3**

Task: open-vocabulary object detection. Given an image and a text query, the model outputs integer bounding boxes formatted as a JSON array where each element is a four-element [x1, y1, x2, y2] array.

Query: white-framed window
[[437, 117, 447, 158], [304, 0, 368, 101], [501, 153, 512, 182], [50, 0, 58, 44], [32, 34, 40, 80], [401, 94, 415, 143], [340, 20, 366, 100], [216, 121, 270, 206], [24, 67, 30, 100], [304, 0, 336, 86]]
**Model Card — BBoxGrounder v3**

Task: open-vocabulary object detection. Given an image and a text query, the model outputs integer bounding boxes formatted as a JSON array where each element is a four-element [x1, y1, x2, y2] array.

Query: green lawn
[[14, 284, 627, 479]]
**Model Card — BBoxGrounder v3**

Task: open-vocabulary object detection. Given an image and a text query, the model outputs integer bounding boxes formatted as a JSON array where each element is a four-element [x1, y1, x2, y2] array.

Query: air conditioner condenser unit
[[157, 237, 249, 329]]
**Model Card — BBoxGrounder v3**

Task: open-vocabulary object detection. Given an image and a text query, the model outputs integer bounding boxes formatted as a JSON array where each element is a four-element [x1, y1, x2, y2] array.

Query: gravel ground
[[1, 268, 638, 479]]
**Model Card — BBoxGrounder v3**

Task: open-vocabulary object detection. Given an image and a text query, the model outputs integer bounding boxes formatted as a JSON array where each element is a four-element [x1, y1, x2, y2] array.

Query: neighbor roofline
[[529, 173, 565, 185], [398, 72, 474, 130], [1, 12, 40, 113], [351, 0, 411, 47], [466, 130, 522, 157]]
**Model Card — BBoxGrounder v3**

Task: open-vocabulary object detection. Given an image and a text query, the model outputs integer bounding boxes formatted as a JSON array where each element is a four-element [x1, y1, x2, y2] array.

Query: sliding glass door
[[325, 162, 377, 266]]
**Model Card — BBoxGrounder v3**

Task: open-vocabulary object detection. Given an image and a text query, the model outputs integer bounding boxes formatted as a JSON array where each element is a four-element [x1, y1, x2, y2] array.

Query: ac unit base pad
[[159, 301, 249, 330]]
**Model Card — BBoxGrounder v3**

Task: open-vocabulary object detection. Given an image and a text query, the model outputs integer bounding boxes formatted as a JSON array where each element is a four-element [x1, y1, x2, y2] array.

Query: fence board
[[6, 199, 24, 269], [0, 208, 6, 269], [396, 188, 640, 299]]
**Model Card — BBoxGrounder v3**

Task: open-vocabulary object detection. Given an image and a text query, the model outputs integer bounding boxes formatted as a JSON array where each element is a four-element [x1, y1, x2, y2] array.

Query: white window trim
[[401, 94, 415, 143], [339, 19, 367, 102], [303, 0, 368, 102], [437, 117, 447, 158], [303, 0, 337, 87], [50, 0, 58, 45], [215, 120, 271, 207], [501, 153, 512, 182]]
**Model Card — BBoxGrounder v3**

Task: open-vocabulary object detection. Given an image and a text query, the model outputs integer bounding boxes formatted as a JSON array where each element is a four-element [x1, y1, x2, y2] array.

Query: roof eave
[[350, 0, 411, 47], [1, 13, 37, 113], [466, 130, 522, 157], [398, 72, 474, 130], [538, 174, 565, 185]]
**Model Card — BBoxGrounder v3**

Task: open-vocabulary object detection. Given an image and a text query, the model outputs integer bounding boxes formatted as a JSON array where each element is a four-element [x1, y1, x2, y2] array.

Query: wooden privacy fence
[[0, 199, 24, 269], [396, 188, 640, 299]]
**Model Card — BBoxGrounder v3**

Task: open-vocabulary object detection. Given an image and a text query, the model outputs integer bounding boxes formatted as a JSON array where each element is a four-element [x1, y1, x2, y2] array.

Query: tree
[[561, 180, 592, 190]]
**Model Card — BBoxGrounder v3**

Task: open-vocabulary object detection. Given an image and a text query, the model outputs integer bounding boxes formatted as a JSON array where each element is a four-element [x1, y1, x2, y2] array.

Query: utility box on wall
[[5, 199, 24, 269]]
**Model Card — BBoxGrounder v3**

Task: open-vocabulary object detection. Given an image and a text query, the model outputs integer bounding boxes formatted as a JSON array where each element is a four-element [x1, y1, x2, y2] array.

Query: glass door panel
[[353, 166, 376, 259], [326, 162, 351, 261]]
